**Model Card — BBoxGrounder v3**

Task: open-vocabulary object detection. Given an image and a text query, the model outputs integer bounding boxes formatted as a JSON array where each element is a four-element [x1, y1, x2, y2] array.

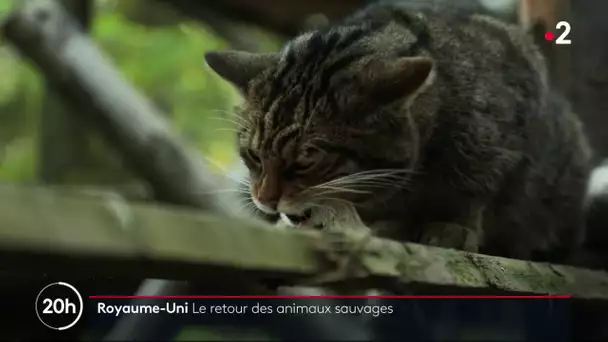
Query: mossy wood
[[0, 184, 607, 299]]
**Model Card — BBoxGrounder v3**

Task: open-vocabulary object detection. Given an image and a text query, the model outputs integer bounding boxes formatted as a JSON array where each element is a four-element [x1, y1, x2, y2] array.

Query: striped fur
[[205, 3, 592, 263]]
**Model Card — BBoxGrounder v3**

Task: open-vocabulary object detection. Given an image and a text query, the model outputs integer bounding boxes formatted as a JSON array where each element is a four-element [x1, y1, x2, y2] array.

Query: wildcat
[[204, 3, 592, 263]]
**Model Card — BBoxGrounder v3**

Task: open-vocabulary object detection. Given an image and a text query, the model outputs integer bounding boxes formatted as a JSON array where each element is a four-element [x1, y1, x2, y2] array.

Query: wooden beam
[[38, 0, 93, 184], [36, 0, 145, 206], [1, 184, 608, 299], [0, 184, 319, 280]]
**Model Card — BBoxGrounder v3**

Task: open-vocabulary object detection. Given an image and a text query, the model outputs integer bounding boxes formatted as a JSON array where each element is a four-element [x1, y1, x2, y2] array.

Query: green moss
[[466, 254, 569, 293], [446, 255, 483, 285], [507, 264, 569, 293], [398, 244, 434, 278]]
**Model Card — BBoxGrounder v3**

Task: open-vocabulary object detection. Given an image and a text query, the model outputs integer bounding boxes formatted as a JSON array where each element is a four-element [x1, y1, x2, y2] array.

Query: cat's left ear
[[204, 51, 280, 93], [361, 56, 435, 104]]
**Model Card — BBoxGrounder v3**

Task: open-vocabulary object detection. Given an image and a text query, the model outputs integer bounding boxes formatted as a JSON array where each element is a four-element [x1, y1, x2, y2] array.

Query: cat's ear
[[204, 51, 279, 92], [361, 56, 435, 104]]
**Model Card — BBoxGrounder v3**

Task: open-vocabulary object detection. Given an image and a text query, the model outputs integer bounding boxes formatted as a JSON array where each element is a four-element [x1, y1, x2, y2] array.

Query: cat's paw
[[309, 229, 373, 284], [420, 222, 479, 253], [315, 229, 369, 263]]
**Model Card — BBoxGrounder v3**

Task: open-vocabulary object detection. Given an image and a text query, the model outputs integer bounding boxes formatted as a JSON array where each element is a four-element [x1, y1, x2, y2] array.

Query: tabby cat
[[204, 3, 592, 263]]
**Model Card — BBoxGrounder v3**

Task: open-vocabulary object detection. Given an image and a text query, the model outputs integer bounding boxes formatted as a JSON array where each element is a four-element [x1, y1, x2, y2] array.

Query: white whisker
[[208, 111, 251, 130], [302, 168, 415, 197], [308, 185, 371, 195], [237, 199, 258, 214], [313, 197, 357, 207]]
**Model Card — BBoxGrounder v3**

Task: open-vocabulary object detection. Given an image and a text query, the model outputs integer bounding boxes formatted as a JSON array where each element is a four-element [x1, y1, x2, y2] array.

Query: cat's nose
[[253, 196, 279, 214], [256, 174, 281, 211], [256, 196, 279, 211], [254, 187, 280, 212]]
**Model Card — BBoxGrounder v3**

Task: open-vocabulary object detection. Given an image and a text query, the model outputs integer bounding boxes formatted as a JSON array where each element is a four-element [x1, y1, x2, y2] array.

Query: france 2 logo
[[545, 21, 572, 45]]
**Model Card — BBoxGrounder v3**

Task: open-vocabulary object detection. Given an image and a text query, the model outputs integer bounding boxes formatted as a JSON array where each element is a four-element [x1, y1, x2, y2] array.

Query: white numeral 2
[[555, 21, 571, 45]]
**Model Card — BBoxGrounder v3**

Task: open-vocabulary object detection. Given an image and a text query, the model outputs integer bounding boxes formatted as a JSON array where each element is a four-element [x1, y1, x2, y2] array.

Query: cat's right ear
[[204, 51, 279, 93], [358, 56, 435, 105]]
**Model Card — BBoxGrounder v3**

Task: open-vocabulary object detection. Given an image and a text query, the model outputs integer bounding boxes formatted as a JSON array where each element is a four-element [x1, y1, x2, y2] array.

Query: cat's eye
[[283, 162, 312, 180], [301, 146, 321, 158], [284, 146, 322, 177], [291, 161, 315, 173]]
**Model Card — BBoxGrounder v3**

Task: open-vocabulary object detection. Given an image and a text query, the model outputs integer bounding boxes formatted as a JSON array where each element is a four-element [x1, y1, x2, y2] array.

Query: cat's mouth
[[284, 209, 312, 225], [280, 208, 325, 229]]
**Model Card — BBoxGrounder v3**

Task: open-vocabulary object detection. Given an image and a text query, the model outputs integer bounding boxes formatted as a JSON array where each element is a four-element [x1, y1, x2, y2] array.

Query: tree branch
[[2, 0, 235, 213]]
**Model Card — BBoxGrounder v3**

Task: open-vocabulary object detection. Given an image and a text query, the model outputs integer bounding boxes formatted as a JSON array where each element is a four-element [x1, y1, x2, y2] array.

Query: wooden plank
[[0, 184, 320, 281], [1, 184, 608, 299]]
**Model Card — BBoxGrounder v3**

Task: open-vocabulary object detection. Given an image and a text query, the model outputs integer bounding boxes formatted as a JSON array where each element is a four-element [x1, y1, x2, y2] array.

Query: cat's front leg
[[420, 223, 480, 252], [419, 203, 485, 253]]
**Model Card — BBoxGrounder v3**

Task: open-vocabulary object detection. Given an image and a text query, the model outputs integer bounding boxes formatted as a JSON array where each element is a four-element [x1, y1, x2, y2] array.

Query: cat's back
[[345, 3, 548, 91]]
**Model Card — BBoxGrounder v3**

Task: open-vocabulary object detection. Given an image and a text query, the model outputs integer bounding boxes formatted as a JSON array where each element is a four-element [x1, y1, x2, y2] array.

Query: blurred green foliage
[[0, 0, 281, 182]]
